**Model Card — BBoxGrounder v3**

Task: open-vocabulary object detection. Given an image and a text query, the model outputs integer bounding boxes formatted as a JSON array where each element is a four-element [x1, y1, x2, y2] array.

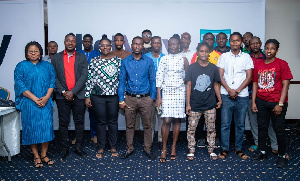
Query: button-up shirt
[[118, 54, 156, 101]]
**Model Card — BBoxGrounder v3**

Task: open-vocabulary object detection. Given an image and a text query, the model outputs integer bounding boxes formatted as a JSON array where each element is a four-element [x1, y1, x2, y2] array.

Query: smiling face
[[151, 37, 162, 53], [229, 35, 242, 52], [196, 45, 210, 62], [99, 39, 112, 56], [27, 45, 40, 62], [168, 38, 180, 54], [64, 35, 76, 53], [264, 42, 278, 60], [250, 37, 262, 53], [83, 37, 92, 51]]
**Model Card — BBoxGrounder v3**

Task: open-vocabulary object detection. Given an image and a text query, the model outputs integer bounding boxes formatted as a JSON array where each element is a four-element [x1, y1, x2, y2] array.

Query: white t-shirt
[[217, 51, 253, 97], [180, 50, 194, 65]]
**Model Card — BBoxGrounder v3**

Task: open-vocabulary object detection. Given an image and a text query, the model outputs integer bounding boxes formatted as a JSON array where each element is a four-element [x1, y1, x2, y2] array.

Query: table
[[0, 107, 20, 162]]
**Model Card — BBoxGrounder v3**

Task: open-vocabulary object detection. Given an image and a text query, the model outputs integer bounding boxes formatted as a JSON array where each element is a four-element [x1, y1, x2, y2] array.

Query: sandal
[[170, 147, 176, 160], [159, 150, 167, 163], [209, 152, 218, 160], [34, 157, 43, 168], [41, 156, 54, 165], [235, 150, 248, 160], [187, 153, 194, 161], [249, 145, 258, 152], [110, 149, 118, 157], [218, 150, 228, 159], [96, 149, 105, 158], [272, 150, 278, 154]]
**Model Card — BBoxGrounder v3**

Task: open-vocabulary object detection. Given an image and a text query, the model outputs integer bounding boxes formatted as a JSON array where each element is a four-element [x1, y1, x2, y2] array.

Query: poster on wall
[[200, 29, 231, 48]]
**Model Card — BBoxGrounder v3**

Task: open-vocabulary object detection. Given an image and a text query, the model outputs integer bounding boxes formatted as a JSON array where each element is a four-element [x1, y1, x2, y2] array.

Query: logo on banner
[[200, 29, 231, 48], [0, 35, 12, 66]]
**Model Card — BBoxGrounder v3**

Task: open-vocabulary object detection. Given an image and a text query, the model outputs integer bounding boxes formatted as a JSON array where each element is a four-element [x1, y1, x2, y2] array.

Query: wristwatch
[[278, 102, 284, 107]]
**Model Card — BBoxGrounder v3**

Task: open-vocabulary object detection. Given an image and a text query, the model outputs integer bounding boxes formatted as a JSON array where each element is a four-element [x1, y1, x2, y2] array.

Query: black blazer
[[51, 51, 88, 99]]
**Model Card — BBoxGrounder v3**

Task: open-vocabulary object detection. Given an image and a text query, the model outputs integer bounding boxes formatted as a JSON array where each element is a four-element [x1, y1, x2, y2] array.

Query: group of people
[[14, 29, 293, 169]]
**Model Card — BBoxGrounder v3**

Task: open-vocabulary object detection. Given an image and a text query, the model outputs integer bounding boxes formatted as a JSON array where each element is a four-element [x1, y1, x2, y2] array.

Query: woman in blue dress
[[14, 41, 55, 168]]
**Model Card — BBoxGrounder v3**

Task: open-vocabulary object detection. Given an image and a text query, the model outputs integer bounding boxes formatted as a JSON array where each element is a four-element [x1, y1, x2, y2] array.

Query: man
[[214, 32, 231, 54], [51, 33, 88, 162], [77, 34, 100, 144], [180, 32, 194, 64], [111, 33, 131, 60], [44, 41, 58, 62], [118, 36, 156, 160], [217, 32, 253, 160], [141, 29, 152, 54], [145, 36, 165, 144], [247, 36, 279, 155], [242, 32, 253, 53]]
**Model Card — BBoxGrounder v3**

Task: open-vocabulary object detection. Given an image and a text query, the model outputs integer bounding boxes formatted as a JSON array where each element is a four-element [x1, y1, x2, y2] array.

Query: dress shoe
[[120, 150, 133, 159], [59, 150, 69, 162], [276, 156, 288, 169], [251, 151, 267, 161], [143, 150, 156, 160], [75, 148, 87, 157]]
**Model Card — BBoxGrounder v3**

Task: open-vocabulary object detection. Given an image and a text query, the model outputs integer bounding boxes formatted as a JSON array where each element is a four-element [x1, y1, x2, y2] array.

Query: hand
[[34, 98, 43, 107], [251, 102, 258, 112], [273, 105, 283, 116], [216, 101, 222, 109], [228, 88, 238, 99], [119, 102, 130, 110], [155, 97, 162, 107], [85, 98, 92, 108], [186, 105, 191, 115], [64, 91, 74, 101], [39, 96, 50, 107]]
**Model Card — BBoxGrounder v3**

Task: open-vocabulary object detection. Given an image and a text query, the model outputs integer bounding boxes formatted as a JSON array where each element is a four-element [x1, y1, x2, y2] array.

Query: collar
[[229, 50, 242, 57], [181, 49, 191, 53], [250, 49, 265, 59], [129, 54, 144, 61], [64, 50, 75, 56]]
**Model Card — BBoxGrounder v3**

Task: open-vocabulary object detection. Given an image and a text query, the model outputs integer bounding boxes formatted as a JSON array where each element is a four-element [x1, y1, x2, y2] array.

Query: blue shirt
[[145, 52, 165, 74], [118, 54, 156, 101], [77, 50, 101, 64]]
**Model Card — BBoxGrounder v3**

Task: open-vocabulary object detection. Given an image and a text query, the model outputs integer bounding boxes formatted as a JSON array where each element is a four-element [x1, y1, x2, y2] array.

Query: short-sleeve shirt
[[252, 57, 293, 103], [186, 62, 221, 111], [217, 51, 254, 97]]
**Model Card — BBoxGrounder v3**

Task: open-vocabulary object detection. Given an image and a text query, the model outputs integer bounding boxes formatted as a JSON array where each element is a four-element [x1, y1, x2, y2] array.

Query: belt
[[126, 92, 150, 98]]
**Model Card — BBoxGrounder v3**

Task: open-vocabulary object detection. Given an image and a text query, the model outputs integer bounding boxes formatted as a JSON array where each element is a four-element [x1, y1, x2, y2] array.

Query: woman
[[14, 41, 55, 168], [185, 42, 222, 161], [85, 35, 121, 158], [156, 34, 189, 162], [251, 39, 293, 169]]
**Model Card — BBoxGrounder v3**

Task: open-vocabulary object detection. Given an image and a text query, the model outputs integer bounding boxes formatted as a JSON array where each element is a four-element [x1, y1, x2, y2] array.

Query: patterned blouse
[[85, 56, 121, 97]]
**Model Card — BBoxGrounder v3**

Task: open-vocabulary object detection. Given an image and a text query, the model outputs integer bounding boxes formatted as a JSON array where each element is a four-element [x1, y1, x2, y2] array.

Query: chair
[[0, 87, 10, 100]]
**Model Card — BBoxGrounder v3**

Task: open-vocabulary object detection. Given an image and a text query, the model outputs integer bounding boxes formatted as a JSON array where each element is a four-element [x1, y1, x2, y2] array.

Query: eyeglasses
[[28, 50, 40, 54], [100, 44, 112, 48], [142, 34, 152, 38]]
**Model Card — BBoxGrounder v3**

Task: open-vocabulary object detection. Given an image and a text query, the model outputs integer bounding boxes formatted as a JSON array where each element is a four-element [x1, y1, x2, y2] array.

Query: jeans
[[221, 95, 248, 151], [256, 97, 288, 156], [56, 96, 86, 150], [91, 95, 119, 150]]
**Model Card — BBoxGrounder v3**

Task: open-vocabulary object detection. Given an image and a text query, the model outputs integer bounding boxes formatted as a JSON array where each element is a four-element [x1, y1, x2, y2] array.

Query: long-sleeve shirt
[[118, 54, 156, 101]]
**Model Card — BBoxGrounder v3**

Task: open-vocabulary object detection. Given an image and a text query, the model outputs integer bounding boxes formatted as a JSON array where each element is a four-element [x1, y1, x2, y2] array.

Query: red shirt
[[253, 57, 293, 103], [63, 50, 75, 90]]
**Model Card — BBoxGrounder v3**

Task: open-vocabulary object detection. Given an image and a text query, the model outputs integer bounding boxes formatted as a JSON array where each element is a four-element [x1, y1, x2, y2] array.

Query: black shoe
[[74, 148, 87, 157], [143, 150, 156, 160], [276, 156, 288, 169], [251, 151, 267, 161], [120, 150, 134, 159], [215, 138, 221, 148], [197, 139, 206, 148], [59, 150, 69, 162]]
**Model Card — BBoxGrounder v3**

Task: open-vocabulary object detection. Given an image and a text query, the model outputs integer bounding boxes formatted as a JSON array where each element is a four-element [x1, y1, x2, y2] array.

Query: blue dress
[[14, 60, 55, 145]]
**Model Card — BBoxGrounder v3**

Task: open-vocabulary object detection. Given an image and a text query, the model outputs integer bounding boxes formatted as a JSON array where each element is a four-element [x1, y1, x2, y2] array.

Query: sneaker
[[251, 151, 267, 161], [276, 156, 288, 169], [215, 138, 221, 148], [197, 139, 206, 148]]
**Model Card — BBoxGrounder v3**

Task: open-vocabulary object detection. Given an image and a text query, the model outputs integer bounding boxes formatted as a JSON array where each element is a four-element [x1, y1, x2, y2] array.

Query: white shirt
[[217, 51, 253, 97], [180, 49, 194, 65]]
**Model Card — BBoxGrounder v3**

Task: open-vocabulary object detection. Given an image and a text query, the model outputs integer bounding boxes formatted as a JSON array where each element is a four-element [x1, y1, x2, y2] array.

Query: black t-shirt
[[186, 62, 220, 112]]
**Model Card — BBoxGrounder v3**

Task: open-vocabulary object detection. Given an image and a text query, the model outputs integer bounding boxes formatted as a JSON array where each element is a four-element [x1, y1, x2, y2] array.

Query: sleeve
[[245, 54, 254, 70], [216, 54, 225, 68], [85, 59, 95, 98], [149, 59, 157, 100], [49, 63, 56, 88], [14, 62, 28, 96], [51, 55, 65, 93], [213, 65, 221, 82], [118, 59, 127, 101], [280, 60, 293, 80], [185, 65, 192, 82], [156, 56, 166, 87], [71, 54, 88, 95], [252, 63, 258, 82]]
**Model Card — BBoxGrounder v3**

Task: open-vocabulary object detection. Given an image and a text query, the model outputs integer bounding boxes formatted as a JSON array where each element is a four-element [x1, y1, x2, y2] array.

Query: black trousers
[[91, 95, 119, 150], [56, 96, 86, 150], [256, 97, 288, 155]]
